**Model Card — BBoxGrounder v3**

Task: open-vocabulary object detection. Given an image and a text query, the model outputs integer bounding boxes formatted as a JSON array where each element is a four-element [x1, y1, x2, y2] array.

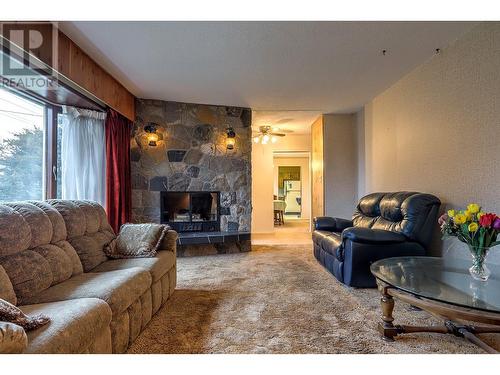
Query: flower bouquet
[[438, 203, 500, 281]]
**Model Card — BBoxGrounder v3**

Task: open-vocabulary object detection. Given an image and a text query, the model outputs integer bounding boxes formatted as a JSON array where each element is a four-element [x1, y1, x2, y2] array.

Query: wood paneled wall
[[311, 116, 324, 218], [57, 32, 135, 120], [0, 24, 135, 120]]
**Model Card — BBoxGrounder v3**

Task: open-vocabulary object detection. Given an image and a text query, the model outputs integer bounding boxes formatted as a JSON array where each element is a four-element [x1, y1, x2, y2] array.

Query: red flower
[[479, 213, 497, 228]]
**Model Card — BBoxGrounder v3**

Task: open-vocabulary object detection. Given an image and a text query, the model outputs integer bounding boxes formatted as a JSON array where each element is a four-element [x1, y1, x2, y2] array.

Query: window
[[0, 85, 105, 203], [0, 87, 45, 202]]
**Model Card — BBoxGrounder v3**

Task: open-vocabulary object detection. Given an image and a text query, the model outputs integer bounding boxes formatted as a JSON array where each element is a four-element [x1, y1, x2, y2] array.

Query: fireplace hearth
[[161, 191, 220, 232]]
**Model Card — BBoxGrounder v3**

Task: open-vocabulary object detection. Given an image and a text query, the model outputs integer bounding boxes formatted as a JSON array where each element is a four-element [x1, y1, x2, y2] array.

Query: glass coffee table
[[371, 256, 500, 353]]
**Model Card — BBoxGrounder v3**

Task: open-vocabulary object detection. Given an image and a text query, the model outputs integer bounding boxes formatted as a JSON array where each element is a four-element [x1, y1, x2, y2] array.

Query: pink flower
[[438, 213, 448, 226]]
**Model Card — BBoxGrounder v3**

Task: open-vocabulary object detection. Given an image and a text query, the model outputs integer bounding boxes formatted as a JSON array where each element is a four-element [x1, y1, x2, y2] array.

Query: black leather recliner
[[312, 192, 441, 287]]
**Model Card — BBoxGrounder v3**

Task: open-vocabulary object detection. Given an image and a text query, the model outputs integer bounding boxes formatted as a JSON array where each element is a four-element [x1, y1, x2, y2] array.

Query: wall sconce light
[[226, 127, 236, 150], [144, 123, 159, 147]]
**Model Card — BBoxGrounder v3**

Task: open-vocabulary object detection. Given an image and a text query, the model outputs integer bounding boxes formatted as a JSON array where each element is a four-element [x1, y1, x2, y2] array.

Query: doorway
[[272, 152, 310, 231]]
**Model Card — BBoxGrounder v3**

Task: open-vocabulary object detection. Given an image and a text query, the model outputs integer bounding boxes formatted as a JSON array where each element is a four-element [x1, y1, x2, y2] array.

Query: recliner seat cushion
[[320, 233, 342, 258], [92, 250, 175, 283], [312, 230, 336, 245], [21, 268, 152, 315], [22, 298, 112, 354]]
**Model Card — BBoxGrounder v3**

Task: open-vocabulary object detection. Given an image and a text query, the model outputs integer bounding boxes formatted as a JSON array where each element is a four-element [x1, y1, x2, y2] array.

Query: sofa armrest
[[342, 227, 407, 244], [0, 322, 27, 354], [158, 229, 178, 256], [313, 217, 353, 232]]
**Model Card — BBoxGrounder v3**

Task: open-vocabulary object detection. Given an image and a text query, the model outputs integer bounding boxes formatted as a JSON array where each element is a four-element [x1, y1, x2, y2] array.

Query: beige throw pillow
[[104, 223, 168, 259], [0, 298, 50, 331]]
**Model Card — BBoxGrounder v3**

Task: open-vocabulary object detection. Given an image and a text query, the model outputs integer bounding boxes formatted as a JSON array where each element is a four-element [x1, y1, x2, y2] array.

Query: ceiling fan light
[[262, 134, 270, 143], [253, 136, 261, 143], [271, 136, 278, 143]]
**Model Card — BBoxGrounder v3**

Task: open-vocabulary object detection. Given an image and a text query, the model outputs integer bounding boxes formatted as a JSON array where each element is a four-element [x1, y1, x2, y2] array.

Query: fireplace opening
[[161, 191, 220, 232]]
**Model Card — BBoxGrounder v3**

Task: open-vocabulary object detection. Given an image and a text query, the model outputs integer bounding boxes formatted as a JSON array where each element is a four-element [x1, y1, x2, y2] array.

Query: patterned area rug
[[128, 244, 499, 353]]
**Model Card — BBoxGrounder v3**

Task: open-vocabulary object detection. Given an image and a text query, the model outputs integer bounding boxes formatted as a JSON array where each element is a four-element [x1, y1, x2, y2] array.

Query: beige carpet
[[128, 244, 498, 354]]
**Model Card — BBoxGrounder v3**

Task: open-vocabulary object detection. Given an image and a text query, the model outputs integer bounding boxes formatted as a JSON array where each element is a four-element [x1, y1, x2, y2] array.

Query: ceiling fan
[[253, 125, 293, 144]]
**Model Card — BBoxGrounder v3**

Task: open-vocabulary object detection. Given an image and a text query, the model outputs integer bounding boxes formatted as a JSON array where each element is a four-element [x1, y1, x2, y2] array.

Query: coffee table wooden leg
[[378, 288, 399, 341]]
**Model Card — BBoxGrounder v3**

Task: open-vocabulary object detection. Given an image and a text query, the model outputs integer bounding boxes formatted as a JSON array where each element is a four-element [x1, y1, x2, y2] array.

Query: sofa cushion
[[92, 250, 175, 283], [73, 201, 101, 234], [32, 244, 73, 286], [0, 205, 31, 257], [22, 268, 152, 315], [104, 223, 167, 259], [21, 298, 112, 354], [27, 201, 67, 243], [54, 241, 84, 276], [0, 266, 16, 305], [68, 233, 110, 272], [1, 251, 53, 304], [4, 203, 53, 249], [87, 201, 115, 234], [47, 200, 86, 239]]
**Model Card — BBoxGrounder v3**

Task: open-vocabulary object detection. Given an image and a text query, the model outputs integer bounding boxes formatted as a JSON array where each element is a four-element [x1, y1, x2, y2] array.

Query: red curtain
[[105, 109, 132, 233]]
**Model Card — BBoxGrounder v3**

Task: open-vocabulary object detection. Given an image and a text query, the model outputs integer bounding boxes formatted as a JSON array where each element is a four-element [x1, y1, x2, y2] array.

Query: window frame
[[43, 104, 61, 199], [0, 86, 61, 200]]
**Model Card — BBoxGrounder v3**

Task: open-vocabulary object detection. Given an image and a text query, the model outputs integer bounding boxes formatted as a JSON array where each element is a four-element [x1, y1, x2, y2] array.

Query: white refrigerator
[[284, 180, 301, 215]]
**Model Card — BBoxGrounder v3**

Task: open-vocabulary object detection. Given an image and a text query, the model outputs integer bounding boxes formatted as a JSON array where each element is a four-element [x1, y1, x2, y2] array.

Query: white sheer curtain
[[61, 107, 106, 206]]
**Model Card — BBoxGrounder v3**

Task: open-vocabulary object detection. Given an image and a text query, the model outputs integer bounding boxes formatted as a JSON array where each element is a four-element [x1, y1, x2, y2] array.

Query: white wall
[[252, 134, 311, 233], [273, 156, 311, 220], [355, 108, 366, 200], [323, 114, 357, 219], [358, 22, 500, 260]]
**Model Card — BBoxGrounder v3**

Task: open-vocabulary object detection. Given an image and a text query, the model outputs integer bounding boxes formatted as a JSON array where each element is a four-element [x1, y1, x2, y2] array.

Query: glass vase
[[467, 244, 491, 281]]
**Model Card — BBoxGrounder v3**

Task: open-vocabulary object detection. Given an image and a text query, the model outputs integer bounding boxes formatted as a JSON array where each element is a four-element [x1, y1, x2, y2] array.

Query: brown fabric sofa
[[0, 200, 177, 354]]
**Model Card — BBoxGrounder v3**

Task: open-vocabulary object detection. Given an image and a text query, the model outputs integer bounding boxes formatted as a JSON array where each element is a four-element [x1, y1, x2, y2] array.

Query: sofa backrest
[[0, 200, 116, 305], [45, 200, 115, 273], [0, 202, 84, 305], [352, 192, 441, 247]]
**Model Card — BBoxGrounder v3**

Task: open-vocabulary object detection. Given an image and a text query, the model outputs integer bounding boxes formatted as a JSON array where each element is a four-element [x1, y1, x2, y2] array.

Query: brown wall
[[323, 114, 357, 219], [0, 24, 135, 120], [57, 32, 135, 120], [311, 116, 324, 219]]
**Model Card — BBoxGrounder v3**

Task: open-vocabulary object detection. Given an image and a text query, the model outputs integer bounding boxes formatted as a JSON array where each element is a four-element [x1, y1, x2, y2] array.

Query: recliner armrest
[[158, 229, 178, 256], [341, 227, 407, 244], [313, 217, 353, 232], [0, 322, 27, 354]]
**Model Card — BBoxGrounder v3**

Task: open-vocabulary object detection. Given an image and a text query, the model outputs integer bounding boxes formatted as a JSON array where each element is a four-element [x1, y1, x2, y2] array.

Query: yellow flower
[[454, 213, 466, 225], [467, 203, 480, 214], [464, 210, 472, 221], [477, 212, 485, 220], [468, 222, 479, 232], [447, 209, 455, 217]]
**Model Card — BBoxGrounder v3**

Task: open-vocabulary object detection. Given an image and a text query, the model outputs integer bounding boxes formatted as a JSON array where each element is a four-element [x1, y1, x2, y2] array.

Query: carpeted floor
[[128, 244, 498, 354]]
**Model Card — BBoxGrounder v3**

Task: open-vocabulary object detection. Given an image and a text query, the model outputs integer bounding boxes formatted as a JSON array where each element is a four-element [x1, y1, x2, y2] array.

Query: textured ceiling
[[59, 21, 477, 113]]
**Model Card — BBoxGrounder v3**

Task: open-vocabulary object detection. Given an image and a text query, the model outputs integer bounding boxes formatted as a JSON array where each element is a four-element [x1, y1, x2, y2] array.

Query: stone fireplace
[[131, 99, 252, 255]]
